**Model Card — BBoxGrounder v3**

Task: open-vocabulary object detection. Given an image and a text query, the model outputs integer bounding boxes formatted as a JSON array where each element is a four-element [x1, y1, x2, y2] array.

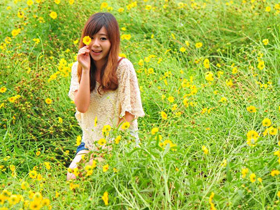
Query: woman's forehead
[[90, 26, 107, 36]]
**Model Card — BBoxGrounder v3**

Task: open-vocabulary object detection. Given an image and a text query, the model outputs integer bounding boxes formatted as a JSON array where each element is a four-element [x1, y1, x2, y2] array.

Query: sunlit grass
[[1, 0, 280, 209]]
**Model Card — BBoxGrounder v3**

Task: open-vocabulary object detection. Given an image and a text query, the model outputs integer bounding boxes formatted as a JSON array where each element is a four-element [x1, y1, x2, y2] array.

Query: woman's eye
[[101, 37, 107, 40]]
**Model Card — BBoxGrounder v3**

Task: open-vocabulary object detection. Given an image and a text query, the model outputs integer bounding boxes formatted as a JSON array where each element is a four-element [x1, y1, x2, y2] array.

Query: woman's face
[[89, 26, 111, 64]]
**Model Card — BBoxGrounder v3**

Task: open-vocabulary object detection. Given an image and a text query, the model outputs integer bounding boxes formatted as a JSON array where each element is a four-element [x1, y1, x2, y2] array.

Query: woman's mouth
[[92, 50, 102, 55]]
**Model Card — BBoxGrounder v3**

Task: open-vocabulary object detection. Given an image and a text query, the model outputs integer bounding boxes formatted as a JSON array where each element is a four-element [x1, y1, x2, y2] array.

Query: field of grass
[[1, 0, 280, 209]]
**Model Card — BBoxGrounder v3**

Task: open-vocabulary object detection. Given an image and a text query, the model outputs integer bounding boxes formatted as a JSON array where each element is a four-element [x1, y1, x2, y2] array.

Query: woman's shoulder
[[117, 57, 135, 74], [71, 61, 79, 73], [73, 61, 79, 66]]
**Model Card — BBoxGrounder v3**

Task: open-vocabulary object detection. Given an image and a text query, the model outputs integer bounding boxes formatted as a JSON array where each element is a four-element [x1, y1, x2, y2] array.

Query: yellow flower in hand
[[83, 36, 91, 45]]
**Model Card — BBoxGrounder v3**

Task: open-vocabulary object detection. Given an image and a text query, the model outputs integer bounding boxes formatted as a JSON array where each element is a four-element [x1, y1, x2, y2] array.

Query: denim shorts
[[75, 142, 89, 155]]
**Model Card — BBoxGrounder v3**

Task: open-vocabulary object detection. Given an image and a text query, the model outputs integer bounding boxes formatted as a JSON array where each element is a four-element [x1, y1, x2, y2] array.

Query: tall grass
[[0, 0, 280, 209]]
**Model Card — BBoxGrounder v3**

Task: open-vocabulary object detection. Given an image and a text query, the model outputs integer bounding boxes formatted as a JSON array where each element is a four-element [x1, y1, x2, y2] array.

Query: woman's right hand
[[77, 45, 91, 71]]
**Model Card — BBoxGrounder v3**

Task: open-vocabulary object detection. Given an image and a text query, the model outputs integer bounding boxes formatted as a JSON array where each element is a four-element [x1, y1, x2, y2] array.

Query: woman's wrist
[[82, 67, 90, 72]]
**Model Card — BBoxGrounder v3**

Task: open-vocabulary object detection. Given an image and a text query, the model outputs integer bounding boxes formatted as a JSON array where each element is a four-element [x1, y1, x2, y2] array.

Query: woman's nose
[[92, 38, 100, 46]]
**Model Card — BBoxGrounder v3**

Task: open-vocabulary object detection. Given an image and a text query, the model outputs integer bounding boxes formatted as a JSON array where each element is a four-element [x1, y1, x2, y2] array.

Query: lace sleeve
[[117, 59, 145, 119], [68, 61, 79, 101]]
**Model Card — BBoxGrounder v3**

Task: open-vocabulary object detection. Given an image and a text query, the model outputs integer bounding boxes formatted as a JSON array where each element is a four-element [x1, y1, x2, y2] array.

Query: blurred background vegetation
[[0, 0, 280, 209]]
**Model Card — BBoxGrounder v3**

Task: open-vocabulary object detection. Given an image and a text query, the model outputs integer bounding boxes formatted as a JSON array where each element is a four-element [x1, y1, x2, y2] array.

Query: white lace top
[[68, 57, 145, 150]]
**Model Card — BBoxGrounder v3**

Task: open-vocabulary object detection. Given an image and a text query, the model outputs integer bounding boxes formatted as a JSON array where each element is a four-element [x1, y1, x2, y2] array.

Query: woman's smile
[[92, 50, 102, 56]]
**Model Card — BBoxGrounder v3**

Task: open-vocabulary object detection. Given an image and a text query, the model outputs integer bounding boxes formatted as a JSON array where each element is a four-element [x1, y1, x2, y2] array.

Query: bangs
[[84, 16, 109, 38]]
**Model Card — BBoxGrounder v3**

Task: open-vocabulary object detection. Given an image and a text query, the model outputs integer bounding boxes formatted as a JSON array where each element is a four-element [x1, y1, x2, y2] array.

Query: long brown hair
[[77, 12, 120, 94]]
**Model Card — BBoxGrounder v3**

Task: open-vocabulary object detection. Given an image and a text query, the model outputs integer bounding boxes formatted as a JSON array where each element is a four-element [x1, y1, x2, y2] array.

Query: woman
[[67, 12, 145, 180]]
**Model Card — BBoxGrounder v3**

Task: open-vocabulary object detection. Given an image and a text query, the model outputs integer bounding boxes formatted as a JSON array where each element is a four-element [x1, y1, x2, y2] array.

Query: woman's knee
[[67, 171, 76, 181]]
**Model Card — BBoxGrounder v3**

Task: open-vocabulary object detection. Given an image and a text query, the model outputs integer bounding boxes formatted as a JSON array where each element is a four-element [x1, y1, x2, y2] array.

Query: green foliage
[[1, 0, 280, 209]]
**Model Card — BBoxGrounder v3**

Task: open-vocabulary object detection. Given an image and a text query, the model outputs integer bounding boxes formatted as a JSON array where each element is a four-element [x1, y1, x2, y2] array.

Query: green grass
[[1, 0, 280, 209]]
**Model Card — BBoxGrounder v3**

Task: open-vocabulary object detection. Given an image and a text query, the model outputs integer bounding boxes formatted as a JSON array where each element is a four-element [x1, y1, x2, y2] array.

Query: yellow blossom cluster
[[0, 189, 51, 209], [159, 139, 177, 151]]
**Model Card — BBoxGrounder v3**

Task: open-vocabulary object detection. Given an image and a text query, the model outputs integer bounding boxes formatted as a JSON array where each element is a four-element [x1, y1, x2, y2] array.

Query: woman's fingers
[[78, 47, 90, 53], [78, 49, 90, 56], [78, 46, 90, 55]]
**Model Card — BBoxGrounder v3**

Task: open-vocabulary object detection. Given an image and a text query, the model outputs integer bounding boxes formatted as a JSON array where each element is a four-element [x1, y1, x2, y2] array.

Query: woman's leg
[[67, 150, 89, 181], [66, 150, 105, 181]]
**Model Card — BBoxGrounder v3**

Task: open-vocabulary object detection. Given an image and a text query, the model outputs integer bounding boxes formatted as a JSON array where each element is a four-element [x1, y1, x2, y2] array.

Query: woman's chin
[[90, 53, 102, 61]]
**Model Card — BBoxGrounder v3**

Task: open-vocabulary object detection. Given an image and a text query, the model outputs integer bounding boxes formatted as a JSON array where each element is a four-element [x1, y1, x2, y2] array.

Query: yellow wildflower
[[45, 98, 52, 104], [11, 29, 21, 37], [219, 97, 227, 103], [100, 2, 108, 9], [103, 164, 109, 172], [102, 191, 109, 205], [226, 79, 233, 87], [75, 135, 81, 146], [8, 194, 20, 205], [29, 170, 37, 179], [221, 159, 227, 167], [115, 135, 121, 144], [27, 0, 34, 6], [33, 38, 40, 44], [263, 39, 269, 45], [241, 168, 248, 178], [118, 8, 124, 13], [83, 36, 91, 45], [247, 130, 259, 139], [247, 105, 257, 113], [121, 121, 130, 130], [151, 127, 159, 135], [138, 59, 144, 66], [33, 192, 43, 202], [161, 111, 167, 120], [102, 125, 111, 133], [44, 162, 51, 170], [257, 61, 265, 70], [17, 10, 24, 18], [98, 138, 106, 146], [250, 173, 256, 183], [4, 37, 11, 44], [180, 47, 186, 52], [271, 169, 280, 176], [94, 117, 98, 127], [29, 200, 41, 209], [21, 181, 30, 190], [203, 59, 210, 69], [58, 117, 63, 123], [202, 145, 209, 155], [121, 34, 131, 40], [145, 5, 152, 10], [42, 198, 50, 206], [9, 165, 15, 172], [49, 11, 57, 19], [269, 126, 278, 135], [205, 71, 214, 82], [265, 6, 271, 12], [262, 118, 271, 127], [195, 42, 203, 48], [274, 150, 280, 157], [167, 96, 174, 103]]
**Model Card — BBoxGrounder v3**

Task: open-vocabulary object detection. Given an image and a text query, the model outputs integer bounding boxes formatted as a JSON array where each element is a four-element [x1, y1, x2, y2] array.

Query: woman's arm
[[74, 69, 91, 113], [118, 111, 135, 129]]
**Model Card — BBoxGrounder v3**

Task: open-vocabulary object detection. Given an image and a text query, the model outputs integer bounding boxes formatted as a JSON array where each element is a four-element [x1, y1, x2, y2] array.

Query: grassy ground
[[1, 0, 280, 209]]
